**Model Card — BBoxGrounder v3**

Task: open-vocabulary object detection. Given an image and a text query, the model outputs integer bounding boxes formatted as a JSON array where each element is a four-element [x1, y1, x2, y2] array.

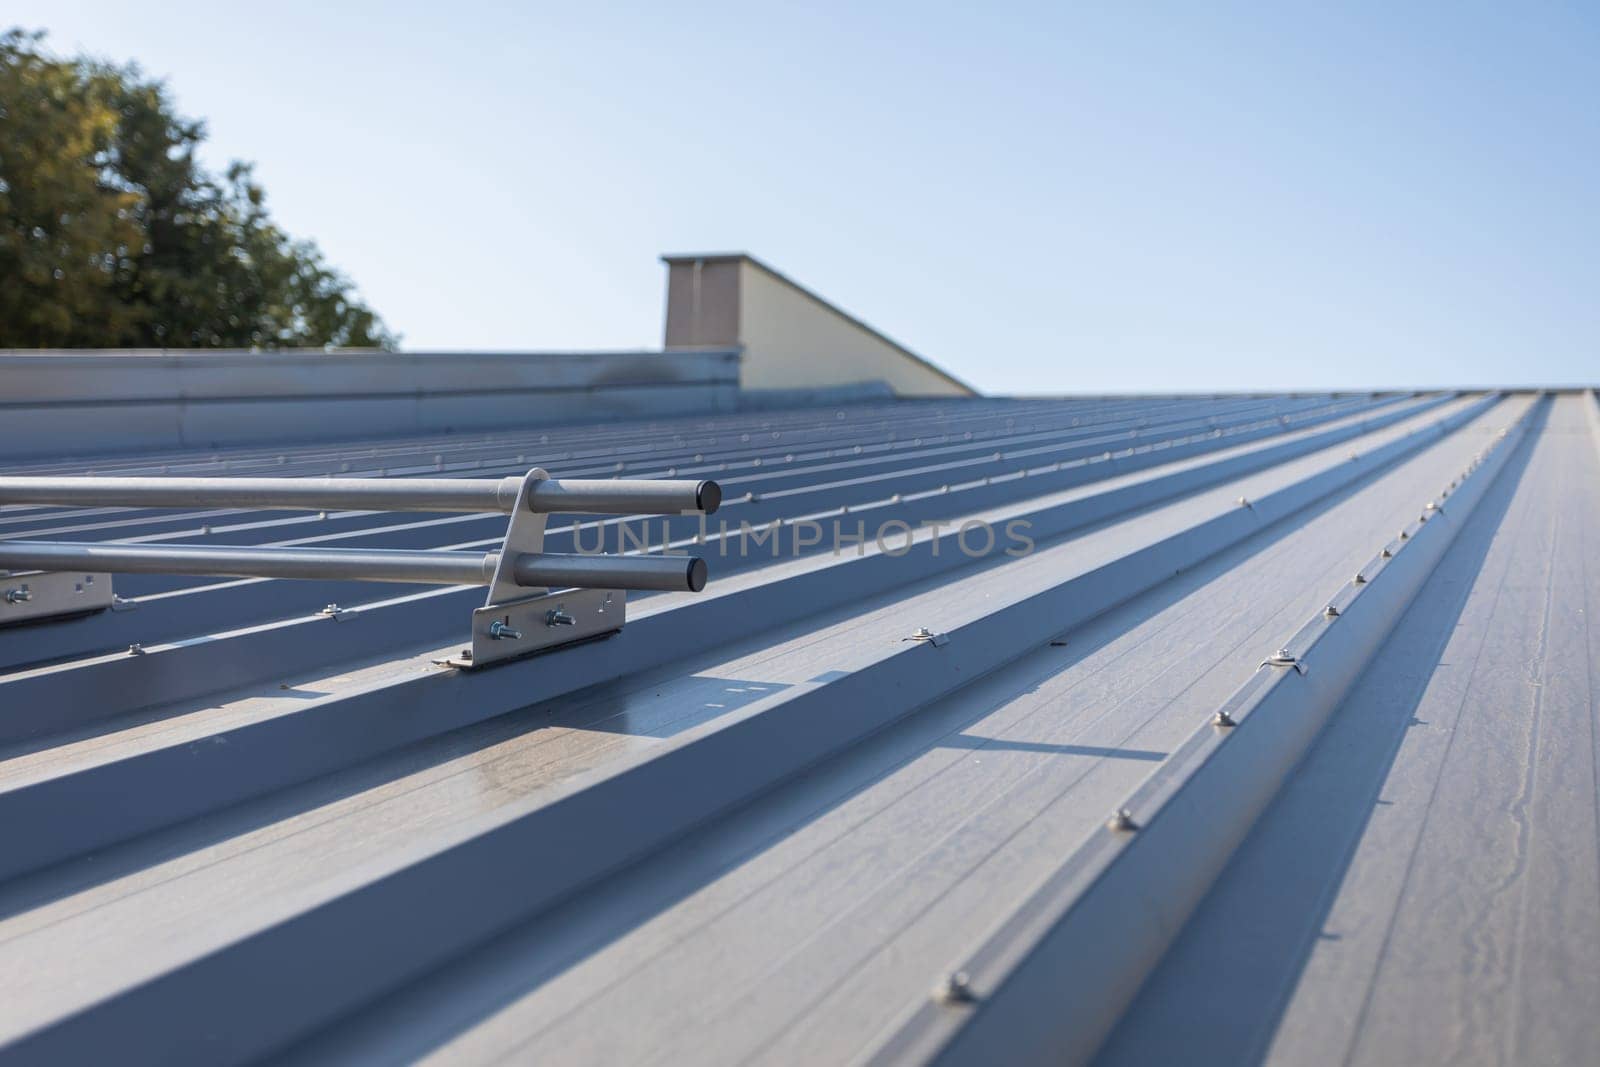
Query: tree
[[0, 28, 397, 349]]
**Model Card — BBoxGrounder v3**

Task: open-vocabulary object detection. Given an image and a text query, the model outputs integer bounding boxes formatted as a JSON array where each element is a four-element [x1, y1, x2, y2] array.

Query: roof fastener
[[320, 603, 349, 621], [1237, 496, 1253, 509], [1212, 709, 1237, 728], [127, 643, 144, 655], [905, 627, 950, 647], [1354, 572, 1367, 584], [1381, 547, 1393, 558], [1261, 648, 1307, 675], [933, 971, 977, 1005], [1324, 604, 1340, 618], [1107, 808, 1140, 833]]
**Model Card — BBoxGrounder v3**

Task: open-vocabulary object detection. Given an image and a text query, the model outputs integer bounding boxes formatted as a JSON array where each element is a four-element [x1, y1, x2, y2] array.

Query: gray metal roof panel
[[1095, 391, 1600, 1067], [1, 389, 1596, 1065]]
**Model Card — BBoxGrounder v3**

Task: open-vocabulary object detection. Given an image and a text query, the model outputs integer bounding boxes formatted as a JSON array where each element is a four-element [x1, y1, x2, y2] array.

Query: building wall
[[662, 253, 976, 398], [663, 259, 741, 348]]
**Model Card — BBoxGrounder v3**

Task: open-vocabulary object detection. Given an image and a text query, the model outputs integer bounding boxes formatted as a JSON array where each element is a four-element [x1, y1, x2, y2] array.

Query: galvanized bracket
[[446, 468, 625, 668], [486, 467, 550, 606], [0, 569, 115, 627], [446, 587, 626, 669]]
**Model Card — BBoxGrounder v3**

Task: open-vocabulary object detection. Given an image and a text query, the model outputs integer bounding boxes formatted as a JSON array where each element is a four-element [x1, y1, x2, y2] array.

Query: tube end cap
[[696, 480, 722, 514]]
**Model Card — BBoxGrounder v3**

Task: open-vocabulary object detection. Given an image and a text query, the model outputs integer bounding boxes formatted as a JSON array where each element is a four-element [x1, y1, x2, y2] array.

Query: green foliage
[[0, 28, 397, 349]]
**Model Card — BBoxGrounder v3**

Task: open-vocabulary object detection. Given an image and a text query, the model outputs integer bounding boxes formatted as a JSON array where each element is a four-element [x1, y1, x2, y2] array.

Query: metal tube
[[0, 542, 708, 592], [0, 541, 496, 585], [0, 476, 523, 514], [525, 478, 721, 515], [511, 553, 707, 592], [0, 475, 721, 515]]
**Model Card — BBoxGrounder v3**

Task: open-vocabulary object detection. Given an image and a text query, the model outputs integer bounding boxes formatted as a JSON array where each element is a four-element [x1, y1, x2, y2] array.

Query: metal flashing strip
[[863, 395, 1543, 1067]]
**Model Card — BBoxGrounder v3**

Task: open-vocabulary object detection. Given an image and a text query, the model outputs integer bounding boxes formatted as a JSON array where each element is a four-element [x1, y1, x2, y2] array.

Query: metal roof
[[0, 388, 1595, 1064]]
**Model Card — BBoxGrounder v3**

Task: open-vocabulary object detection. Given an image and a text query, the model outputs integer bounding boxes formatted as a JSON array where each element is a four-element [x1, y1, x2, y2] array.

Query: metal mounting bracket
[[446, 588, 625, 669], [0, 569, 115, 627], [487, 467, 550, 605], [444, 468, 626, 668]]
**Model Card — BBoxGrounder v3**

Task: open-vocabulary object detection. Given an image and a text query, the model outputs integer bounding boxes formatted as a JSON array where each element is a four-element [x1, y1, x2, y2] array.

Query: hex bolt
[[933, 971, 977, 1005], [1324, 604, 1341, 618], [489, 619, 524, 640], [545, 609, 576, 628], [4, 586, 31, 604], [1213, 709, 1237, 728], [127, 643, 144, 655], [1107, 808, 1140, 833]]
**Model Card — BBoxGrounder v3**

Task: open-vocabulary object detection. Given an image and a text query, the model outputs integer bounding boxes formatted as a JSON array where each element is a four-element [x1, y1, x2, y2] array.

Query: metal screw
[[1107, 808, 1139, 833], [1324, 604, 1340, 618], [4, 586, 31, 604], [127, 643, 144, 655], [933, 971, 977, 1004], [544, 610, 576, 628], [1354, 573, 1367, 583], [1213, 709, 1237, 728], [489, 620, 524, 640]]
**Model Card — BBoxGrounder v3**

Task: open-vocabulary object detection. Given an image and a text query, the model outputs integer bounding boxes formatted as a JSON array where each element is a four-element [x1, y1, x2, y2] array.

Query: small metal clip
[[933, 971, 977, 1005], [1260, 647, 1307, 675]]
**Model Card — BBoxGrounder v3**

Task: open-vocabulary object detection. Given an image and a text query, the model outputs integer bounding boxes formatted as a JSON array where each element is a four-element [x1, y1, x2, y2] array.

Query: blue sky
[[14, 2, 1598, 392]]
